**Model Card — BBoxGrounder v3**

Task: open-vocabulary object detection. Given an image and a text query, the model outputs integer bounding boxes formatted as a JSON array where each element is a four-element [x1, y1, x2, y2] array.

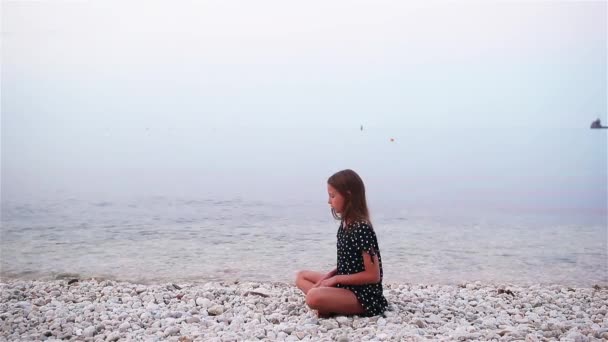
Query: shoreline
[[1, 280, 606, 341], [2, 271, 606, 288]]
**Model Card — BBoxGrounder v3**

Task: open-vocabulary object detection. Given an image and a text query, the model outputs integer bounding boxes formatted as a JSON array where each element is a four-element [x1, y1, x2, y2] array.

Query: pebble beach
[[1, 279, 607, 341]]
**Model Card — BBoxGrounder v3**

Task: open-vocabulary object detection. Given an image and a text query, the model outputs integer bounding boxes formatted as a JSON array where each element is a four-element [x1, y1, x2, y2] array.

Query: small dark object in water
[[591, 119, 608, 129], [498, 289, 514, 296], [68, 279, 79, 285], [172, 284, 182, 290]]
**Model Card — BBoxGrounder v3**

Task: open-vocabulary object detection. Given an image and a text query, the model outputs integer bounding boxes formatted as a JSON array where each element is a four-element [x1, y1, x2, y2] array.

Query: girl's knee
[[295, 270, 304, 283], [305, 288, 322, 309]]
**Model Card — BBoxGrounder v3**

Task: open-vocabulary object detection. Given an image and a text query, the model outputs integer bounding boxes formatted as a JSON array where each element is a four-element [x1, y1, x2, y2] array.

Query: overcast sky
[[2, 1, 606, 214]]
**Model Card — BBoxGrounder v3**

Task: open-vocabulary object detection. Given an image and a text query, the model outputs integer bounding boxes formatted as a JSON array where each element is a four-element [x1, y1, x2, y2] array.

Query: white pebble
[[106, 332, 120, 341], [163, 326, 180, 336], [83, 326, 96, 337]]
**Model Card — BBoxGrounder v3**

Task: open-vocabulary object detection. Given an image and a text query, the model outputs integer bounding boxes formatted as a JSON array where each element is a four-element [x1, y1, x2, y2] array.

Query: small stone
[[146, 303, 159, 311], [321, 320, 339, 330], [196, 298, 211, 308], [164, 326, 180, 337], [268, 313, 282, 324], [304, 317, 318, 325], [281, 325, 295, 334], [253, 329, 266, 339], [498, 330, 511, 337], [119, 322, 130, 332], [352, 319, 366, 329], [337, 335, 349, 342], [186, 316, 201, 324], [414, 319, 427, 328], [107, 332, 120, 342], [336, 316, 350, 327], [244, 290, 270, 298], [208, 305, 225, 316], [168, 311, 183, 318], [525, 334, 539, 342], [83, 326, 96, 337]]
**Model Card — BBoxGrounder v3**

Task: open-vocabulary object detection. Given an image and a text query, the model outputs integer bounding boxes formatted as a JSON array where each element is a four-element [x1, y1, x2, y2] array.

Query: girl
[[295, 169, 388, 317]]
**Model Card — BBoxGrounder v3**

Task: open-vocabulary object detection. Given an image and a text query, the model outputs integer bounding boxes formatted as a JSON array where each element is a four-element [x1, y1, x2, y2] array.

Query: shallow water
[[1, 197, 606, 286]]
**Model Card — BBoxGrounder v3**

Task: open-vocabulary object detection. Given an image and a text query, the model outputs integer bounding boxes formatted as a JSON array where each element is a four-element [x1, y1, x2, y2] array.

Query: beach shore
[[1, 279, 606, 341]]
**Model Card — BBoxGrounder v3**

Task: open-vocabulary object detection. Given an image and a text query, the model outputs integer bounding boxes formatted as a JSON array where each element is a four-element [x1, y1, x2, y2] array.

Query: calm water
[[1, 197, 606, 286]]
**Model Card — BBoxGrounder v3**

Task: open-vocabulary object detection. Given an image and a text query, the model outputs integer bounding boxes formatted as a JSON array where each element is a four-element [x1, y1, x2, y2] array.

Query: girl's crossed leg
[[295, 270, 323, 295], [295, 270, 365, 316]]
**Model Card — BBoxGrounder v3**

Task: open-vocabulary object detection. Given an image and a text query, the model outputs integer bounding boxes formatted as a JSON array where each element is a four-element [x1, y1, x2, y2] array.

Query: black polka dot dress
[[335, 220, 388, 317]]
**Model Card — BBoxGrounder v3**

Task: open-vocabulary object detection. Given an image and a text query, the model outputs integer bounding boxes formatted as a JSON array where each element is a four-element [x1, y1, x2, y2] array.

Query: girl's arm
[[326, 252, 381, 286]]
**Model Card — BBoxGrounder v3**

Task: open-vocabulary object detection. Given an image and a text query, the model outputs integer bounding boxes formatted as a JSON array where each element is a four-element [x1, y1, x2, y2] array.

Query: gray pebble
[[163, 326, 180, 336], [337, 335, 349, 342], [106, 332, 121, 341], [186, 316, 201, 323], [83, 326, 96, 337]]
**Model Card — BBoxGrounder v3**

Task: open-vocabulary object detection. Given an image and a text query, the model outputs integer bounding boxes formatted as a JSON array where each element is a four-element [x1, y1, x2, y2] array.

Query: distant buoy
[[390, 138, 395, 142]]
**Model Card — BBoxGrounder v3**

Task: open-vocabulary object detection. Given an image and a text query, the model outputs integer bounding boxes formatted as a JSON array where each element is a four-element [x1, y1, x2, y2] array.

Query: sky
[[1, 1, 607, 215]]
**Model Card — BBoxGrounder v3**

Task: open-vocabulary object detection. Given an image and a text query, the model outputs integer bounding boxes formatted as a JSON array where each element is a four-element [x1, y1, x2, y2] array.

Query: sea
[[1, 196, 606, 286]]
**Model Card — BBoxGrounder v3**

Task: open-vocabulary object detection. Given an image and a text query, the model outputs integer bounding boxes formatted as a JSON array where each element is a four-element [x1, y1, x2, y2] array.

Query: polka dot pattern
[[335, 220, 388, 317]]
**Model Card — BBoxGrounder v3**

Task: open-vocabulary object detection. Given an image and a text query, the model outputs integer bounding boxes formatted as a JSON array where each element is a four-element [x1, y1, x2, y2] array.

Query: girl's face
[[327, 184, 346, 214]]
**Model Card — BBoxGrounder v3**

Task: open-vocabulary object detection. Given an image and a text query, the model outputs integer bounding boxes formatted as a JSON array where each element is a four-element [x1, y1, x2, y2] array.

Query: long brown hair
[[327, 169, 371, 226]]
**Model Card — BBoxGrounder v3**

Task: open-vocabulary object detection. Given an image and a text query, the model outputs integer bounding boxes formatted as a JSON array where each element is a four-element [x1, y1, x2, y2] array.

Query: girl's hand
[[312, 269, 338, 288], [318, 276, 337, 288], [312, 278, 327, 288]]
